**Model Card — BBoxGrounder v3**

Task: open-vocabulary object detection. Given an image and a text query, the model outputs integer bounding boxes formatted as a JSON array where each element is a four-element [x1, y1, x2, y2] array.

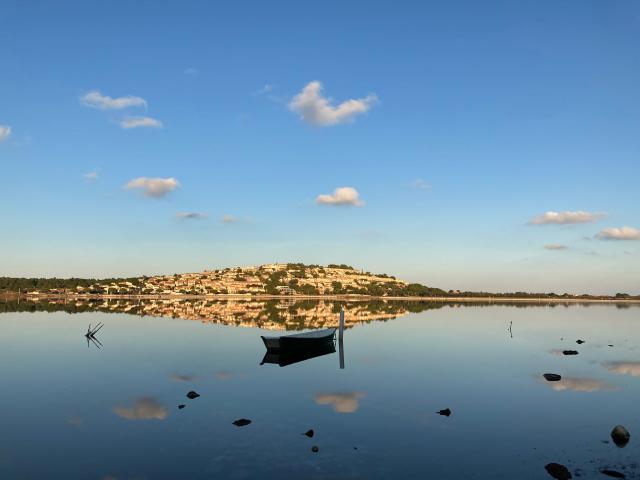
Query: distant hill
[[0, 263, 447, 297], [1, 263, 637, 299]]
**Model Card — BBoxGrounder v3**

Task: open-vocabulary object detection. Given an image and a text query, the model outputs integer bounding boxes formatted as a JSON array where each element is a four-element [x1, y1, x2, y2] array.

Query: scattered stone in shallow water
[[545, 463, 573, 479], [601, 469, 625, 479], [608, 345, 614, 347], [611, 425, 630, 448], [544, 373, 562, 382], [576, 340, 585, 344], [178, 404, 185, 410], [186, 391, 200, 399], [437, 408, 451, 417], [232, 418, 252, 427], [311, 446, 319, 453], [562, 350, 579, 356], [304, 429, 314, 438]]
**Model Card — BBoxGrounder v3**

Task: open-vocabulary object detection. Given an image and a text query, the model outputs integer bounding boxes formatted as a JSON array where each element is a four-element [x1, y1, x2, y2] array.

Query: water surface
[[1, 299, 639, 479]]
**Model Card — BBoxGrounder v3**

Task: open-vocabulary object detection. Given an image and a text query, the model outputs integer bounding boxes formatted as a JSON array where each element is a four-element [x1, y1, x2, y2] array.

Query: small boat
[[261, 328, 336, 351], [261, 343, 336, 367]]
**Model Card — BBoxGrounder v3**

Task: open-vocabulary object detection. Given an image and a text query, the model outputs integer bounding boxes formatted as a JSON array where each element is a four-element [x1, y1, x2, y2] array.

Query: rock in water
[[611, 425, 630, 448], [601, 470, 625, 479], [437, 408, 451, 417], [304, 429, 314, 438], [186, 391, 200, 399], [576, 339, 585, 344], [543, 373, 562, 382], [544, 463, 572, 479], [178, 404, 185, 410], [232, 418, 252, 427], [562, 350, 579, 356], [311, 445, 319, 453]]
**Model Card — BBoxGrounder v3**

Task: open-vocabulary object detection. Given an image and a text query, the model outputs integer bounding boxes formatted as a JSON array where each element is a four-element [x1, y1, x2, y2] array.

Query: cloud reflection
[[603, 361, 640, 377], [543, 377, 615, 392], [215, 371, 232, 380], [66, 416, 84, 427], [113, 397, 168, 420], [315, 392, 366, 413], [169, 373, 199, 382]]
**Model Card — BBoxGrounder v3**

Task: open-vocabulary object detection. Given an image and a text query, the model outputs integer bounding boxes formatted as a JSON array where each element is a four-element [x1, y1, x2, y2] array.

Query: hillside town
[[24, 263, 440, 298]]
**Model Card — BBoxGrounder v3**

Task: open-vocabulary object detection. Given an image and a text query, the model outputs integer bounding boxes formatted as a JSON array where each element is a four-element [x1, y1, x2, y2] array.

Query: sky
[[1, 0, 639, 294]]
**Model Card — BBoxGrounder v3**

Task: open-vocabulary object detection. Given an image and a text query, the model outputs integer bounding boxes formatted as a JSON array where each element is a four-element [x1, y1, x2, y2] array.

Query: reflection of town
[[1, 298, 442, 330], [3, 297, 634, 330]]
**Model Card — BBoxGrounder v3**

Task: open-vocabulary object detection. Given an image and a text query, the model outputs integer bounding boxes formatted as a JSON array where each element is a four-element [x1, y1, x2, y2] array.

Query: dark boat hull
[[260, 342, 336, 367], [261, 328, 336, 351]]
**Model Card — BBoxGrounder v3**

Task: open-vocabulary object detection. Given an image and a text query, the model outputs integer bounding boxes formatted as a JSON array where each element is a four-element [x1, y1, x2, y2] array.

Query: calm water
[[1, 299, 639, 479]]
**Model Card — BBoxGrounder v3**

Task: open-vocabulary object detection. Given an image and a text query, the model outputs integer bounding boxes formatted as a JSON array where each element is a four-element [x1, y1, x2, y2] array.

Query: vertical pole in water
[[338, 307, 345, 369]]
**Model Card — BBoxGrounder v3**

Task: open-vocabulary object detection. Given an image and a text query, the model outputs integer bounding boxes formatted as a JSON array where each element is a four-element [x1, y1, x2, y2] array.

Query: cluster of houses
[[34, 263, 408, 297]]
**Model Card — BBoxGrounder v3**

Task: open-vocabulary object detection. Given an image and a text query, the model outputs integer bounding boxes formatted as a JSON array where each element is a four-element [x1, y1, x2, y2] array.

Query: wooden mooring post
[[338, 308, 345, 369]]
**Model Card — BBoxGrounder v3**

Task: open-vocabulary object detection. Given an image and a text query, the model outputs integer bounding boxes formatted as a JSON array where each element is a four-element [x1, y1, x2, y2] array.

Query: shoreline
[[2, 293, 639, 304]]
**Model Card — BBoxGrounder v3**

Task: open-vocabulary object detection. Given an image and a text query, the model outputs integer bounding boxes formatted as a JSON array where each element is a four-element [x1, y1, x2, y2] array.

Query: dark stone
[[545, 463, 573, 479], [186, 391, 200, 399], [544, 373, 562, 382], [601, 470, 625, 479], [608, 345, 614, 347], [311, 445, 319, 453], [232, 418, 252, 427], [562, 350, 579, 356], [304, 429, 314, 438], [437, 408, 451, 417], [576, 340, 585, 344], [178, 404, 185, 409], [611, 425, 630, 448]]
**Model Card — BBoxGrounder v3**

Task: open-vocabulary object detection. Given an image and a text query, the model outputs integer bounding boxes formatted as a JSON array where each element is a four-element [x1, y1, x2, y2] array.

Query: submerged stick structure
[[85, 322, 104, 348], [85, 322, 103, 339]]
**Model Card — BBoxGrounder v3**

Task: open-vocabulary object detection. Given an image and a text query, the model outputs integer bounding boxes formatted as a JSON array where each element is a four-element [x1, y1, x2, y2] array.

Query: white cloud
[[529, 211, 605, 225], [84, 171, 98, 181], [256, 84, 273, 95], [544, 244, 568, 250], [596, 226, 640, 241], [184, 67, 198, 75], [289, 81, 377, 126], [316, 187, 364, 207], [221, 215, 239, 224], [119, 116, 163, 129], [411, 178, 431, 190], [80, 90, 147, 110], [125, 177, 179, 198], [0, 125, 11, 142], [176, 212, 207, 220]]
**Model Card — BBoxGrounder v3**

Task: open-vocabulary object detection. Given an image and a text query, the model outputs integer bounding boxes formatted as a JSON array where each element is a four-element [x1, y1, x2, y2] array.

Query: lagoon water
[[1, 299, 639, 479]]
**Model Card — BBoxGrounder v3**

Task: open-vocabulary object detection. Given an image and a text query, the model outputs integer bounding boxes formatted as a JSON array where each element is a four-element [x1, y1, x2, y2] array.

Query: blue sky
[[1, 0, 639, 294]]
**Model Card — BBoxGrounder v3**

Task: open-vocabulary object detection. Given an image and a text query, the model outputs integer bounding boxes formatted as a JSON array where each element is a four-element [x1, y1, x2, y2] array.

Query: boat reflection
[[260, 342, 336, 367]]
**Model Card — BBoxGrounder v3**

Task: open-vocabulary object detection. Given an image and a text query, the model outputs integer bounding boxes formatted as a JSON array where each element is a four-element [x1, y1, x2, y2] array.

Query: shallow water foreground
[[1, 300, 639, 479]]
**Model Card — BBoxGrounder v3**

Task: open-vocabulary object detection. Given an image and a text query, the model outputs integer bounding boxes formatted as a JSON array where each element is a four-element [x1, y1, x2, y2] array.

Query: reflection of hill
[[0, 298, 441, 330], [1, 298, 635, 330]]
